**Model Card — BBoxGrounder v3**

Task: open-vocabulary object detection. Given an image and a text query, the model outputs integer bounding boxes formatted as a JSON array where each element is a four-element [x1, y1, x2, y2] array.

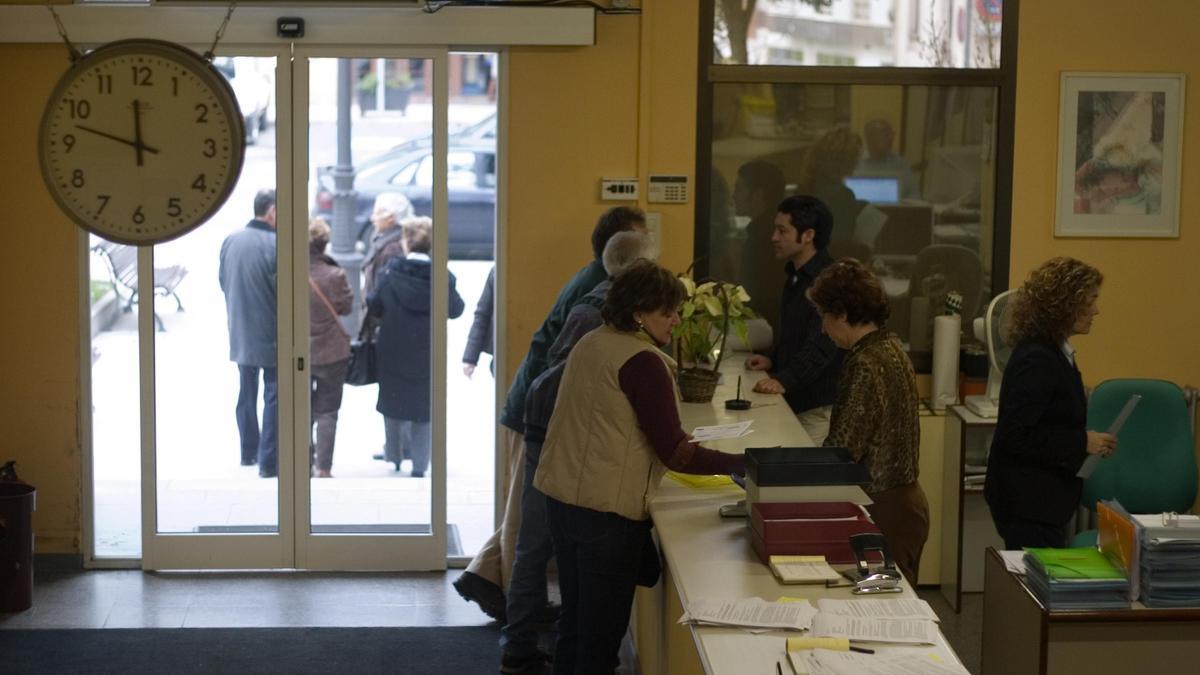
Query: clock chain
[[44, 0, 239, 65]]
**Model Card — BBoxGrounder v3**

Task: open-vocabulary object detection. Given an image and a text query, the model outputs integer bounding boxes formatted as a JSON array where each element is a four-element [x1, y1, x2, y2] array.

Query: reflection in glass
[[709, 82, 997, 371], [714, 0, 1003, 69]]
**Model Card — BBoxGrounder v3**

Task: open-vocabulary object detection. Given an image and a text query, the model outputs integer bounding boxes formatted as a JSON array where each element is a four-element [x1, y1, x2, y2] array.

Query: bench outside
[[91, 240, 188, 331]]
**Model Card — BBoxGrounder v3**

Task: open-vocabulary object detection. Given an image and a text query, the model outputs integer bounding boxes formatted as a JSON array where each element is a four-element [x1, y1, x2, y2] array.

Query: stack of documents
[[1022, 547, 1129, 610], [678, 597, 817, 631], [1135, 513, 1200, 608]]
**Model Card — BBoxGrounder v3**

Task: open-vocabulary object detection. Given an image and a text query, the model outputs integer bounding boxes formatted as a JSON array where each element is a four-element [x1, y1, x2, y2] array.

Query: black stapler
[[845, 533, 902, 595]]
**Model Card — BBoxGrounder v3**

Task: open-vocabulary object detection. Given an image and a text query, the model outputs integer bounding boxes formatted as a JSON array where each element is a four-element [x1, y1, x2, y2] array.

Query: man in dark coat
[[462, 266, 495, 378], [367, 217, 465, 477], [219, 189, 279, 477]]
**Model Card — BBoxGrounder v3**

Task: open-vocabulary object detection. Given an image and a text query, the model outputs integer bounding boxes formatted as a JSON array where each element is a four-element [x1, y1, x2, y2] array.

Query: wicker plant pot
[[678, 367, 720, 403]]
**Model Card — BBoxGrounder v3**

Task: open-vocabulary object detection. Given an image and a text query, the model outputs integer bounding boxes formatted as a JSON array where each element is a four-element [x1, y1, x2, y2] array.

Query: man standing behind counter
[[745, 195, 843, 444]]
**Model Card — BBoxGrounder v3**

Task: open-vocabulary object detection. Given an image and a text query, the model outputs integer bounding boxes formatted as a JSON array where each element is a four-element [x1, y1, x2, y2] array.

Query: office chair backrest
[[1082, 379, 1198, 514]]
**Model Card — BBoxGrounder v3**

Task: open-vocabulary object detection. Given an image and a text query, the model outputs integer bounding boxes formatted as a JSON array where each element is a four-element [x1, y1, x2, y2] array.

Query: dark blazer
[[984, 339, 1089, 526], [770, 251, 843, 414], [462, 266, 495, 367], [367, 256, 465, 421]]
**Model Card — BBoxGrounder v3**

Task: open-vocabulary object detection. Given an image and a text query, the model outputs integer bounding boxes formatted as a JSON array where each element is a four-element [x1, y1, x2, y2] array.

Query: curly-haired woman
[[809, 258, 928, 582], [985, 257, 1116, 549]]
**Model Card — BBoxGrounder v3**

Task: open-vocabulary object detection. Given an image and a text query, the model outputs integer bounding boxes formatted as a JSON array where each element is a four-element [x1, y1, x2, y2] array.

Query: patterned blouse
[[824, 329, 920, 494]]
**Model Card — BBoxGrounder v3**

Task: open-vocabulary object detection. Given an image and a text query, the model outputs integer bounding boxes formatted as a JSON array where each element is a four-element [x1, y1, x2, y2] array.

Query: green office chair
[[1073, 379, 1198, 547]]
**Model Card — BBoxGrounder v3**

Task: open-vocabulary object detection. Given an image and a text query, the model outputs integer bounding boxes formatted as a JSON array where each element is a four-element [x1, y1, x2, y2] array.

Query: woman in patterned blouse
[[809, 258, 929, 583]]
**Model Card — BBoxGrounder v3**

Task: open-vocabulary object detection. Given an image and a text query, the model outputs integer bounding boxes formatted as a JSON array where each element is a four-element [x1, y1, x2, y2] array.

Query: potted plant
[[356, 71, 379, 112], [385, 70, 412, 115], [673, 275, 755, 403]]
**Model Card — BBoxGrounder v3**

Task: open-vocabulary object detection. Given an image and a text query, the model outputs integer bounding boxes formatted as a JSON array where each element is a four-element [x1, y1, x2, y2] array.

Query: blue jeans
[[547, 497, 652, 675], [499, 440, 553, 658], [236, 364, 278, 475]]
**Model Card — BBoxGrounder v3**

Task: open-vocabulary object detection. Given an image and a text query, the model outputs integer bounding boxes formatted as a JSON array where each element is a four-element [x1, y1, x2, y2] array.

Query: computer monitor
[[844, 176, 900, 204]]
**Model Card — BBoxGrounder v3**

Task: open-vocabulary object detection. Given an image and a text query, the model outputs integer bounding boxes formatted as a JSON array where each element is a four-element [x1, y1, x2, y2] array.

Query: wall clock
[[39, 39, 246, 245]]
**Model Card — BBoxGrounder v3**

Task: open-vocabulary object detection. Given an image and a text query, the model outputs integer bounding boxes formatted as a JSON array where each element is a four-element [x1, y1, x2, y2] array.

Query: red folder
[[749, 501, 881, 565]]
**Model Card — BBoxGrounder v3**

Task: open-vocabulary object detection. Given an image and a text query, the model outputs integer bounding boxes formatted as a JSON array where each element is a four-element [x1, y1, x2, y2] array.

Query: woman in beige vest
[[533, 260, 745, 674], [809, 258, 929, 583]]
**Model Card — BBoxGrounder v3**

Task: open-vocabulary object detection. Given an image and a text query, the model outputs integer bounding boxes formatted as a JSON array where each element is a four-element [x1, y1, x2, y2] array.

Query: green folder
[[1025, 547, 1126, 581]]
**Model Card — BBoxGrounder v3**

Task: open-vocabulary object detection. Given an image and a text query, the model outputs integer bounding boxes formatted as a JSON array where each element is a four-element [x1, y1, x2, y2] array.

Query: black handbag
[[345, 318, 378, 386]]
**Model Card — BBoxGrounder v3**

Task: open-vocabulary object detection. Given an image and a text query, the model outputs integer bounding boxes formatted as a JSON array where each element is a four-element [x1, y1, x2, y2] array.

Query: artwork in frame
[[1056, 72, 1185, 238]]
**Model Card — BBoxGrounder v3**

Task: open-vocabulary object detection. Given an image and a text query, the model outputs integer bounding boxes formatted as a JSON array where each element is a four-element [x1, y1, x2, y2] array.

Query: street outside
[[89, 66, 500, 563]]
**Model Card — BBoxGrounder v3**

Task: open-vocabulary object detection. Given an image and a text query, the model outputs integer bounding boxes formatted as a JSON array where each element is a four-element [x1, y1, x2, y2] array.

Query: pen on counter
[[776, 660, 783, 675], [849, 646, 875, 654], [737, 375, 743, 399]]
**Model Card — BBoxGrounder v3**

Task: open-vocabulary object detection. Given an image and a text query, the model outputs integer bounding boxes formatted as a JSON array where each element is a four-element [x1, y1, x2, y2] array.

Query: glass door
[[293, 48, 450, 570], [141, 48, 292, 569]]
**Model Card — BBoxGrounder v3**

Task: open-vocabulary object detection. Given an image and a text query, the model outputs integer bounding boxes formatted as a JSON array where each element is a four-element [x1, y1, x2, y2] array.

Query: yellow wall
[[10, 0, 1200, 554], [1011, 0, 1200, 387], [0, 44, 83, 553]]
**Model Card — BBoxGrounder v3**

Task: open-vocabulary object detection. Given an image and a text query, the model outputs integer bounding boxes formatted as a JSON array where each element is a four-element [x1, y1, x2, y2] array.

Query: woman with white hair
[[362, 191, 414, 298]]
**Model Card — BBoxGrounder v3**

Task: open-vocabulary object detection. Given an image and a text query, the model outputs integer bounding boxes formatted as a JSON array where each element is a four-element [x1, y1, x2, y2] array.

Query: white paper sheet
[[810, 615, 939, 645], [791, 648, 969, 675], [679, 597, 817, 631], [814, 598, 939, 622], [999, 550, 1028, 575], [690, 420, 754, 442]]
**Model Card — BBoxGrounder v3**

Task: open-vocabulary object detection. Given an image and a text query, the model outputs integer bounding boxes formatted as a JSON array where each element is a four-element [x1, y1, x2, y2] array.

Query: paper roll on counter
[[931, 314, 961, 410]]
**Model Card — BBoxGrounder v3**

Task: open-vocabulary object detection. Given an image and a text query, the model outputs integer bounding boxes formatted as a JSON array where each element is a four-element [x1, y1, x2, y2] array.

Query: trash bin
[[0, 480, 35, 612]]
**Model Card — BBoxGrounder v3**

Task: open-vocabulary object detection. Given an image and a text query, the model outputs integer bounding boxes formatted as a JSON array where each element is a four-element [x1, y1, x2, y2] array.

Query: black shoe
[[411, 470, 425, 478], [241, 458, 257, 466], [372, 453, 386, 461], [259, 471, 277, 478], [453, 571, 507, 622], [499, 649, 551, 674]]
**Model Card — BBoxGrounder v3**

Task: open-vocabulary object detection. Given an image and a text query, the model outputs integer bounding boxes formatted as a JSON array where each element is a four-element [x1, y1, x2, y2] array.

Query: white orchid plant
[[673, 275, 756, 373]]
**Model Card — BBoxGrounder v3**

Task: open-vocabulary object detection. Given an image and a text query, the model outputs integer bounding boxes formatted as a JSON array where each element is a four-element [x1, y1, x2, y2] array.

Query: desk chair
[[1073, 379, 1198, 546]]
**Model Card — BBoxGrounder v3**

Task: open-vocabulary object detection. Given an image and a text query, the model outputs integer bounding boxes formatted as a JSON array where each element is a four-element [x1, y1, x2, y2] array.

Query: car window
[[413, 151, 480, 188], [389, 157, 421, 186]]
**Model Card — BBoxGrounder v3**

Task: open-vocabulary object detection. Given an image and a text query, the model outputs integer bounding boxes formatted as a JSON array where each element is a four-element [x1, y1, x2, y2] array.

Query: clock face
[[39, 39, 246, 245]]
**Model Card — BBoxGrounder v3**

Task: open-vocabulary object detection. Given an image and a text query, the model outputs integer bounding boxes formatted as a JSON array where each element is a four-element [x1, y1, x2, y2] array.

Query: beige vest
[[534, 325, 677, 521]]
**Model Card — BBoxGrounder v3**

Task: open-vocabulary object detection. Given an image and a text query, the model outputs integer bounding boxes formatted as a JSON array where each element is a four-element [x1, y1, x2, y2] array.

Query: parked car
[[313, 140, 495, 260], [213, 57, 273, 145]]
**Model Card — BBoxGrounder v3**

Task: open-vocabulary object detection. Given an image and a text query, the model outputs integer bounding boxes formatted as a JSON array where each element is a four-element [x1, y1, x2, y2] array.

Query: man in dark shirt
[[745, 195, 843, 443]]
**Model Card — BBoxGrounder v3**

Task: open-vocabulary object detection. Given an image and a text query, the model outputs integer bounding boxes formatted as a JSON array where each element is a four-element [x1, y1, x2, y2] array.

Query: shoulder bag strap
[[308, 277, 351, 339]]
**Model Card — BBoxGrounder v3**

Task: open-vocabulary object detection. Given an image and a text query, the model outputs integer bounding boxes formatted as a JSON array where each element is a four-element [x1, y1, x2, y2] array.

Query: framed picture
[[1056, 72, 1185, 238]]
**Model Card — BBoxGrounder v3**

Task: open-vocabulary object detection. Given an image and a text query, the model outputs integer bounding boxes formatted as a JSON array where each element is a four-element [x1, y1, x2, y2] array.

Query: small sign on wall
[[648, 175, 689, 204]]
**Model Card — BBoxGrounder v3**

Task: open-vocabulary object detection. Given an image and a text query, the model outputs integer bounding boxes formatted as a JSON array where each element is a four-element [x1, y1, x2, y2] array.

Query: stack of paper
[[690, 421, 754, 442], [1135, 513, 1200, 608], [769, 556, 842, 585], [678, 597, 817, 631], [1023, 547, 1129, 610], [790, 649, 969, 675]]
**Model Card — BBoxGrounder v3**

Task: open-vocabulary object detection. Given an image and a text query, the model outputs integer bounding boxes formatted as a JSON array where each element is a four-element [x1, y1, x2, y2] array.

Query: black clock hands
[[133, 99, 147, 166], [75, 123, 161, 157]]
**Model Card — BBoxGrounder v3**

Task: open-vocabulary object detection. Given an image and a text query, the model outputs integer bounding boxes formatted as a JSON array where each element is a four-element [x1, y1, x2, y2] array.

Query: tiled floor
[[2, 566, 985, 674], [0, 565, 493, 630]]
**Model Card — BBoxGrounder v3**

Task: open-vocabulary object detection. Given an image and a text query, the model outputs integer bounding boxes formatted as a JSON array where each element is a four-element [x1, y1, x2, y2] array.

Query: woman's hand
[[745, 354, 772, 371], [462, 363, 476, 379], [1086, 431, 1118, 457]]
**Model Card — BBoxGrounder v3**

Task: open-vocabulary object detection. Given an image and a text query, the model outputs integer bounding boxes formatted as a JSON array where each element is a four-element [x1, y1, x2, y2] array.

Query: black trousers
[[989, 506, 1069, 549]]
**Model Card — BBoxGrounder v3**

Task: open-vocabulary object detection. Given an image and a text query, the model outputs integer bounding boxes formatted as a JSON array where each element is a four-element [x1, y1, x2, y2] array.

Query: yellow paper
[[776, 596, 807, 603], [786, 637, 851, 652], [665, 471, 734, 488]]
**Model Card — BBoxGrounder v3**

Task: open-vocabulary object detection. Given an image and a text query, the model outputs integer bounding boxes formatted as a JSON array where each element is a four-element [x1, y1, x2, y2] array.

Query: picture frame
[[1055, 72, 1185, 238]]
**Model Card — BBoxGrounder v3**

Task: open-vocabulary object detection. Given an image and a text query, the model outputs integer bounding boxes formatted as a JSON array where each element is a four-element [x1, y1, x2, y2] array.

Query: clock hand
[[133, 99, 145, 167], [74, 124, 161, 155]]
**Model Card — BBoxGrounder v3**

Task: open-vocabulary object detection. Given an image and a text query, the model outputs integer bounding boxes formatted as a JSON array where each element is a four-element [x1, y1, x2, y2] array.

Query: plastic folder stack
[[1022, 547, 1130, 610], [1135, 513, 1200, 608]]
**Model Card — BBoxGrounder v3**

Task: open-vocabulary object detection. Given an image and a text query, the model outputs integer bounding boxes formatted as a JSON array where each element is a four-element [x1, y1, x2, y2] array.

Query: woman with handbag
[[367, 217, 465, 477], [307, 219, 354, 478]]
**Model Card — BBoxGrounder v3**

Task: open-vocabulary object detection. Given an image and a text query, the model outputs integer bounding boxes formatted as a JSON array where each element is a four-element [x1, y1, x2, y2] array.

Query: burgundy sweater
[[617, 351, 745, 476]]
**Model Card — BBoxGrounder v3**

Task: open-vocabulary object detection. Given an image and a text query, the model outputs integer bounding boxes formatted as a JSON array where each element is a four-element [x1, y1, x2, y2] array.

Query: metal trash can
[[0, 480, 36, 612]]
